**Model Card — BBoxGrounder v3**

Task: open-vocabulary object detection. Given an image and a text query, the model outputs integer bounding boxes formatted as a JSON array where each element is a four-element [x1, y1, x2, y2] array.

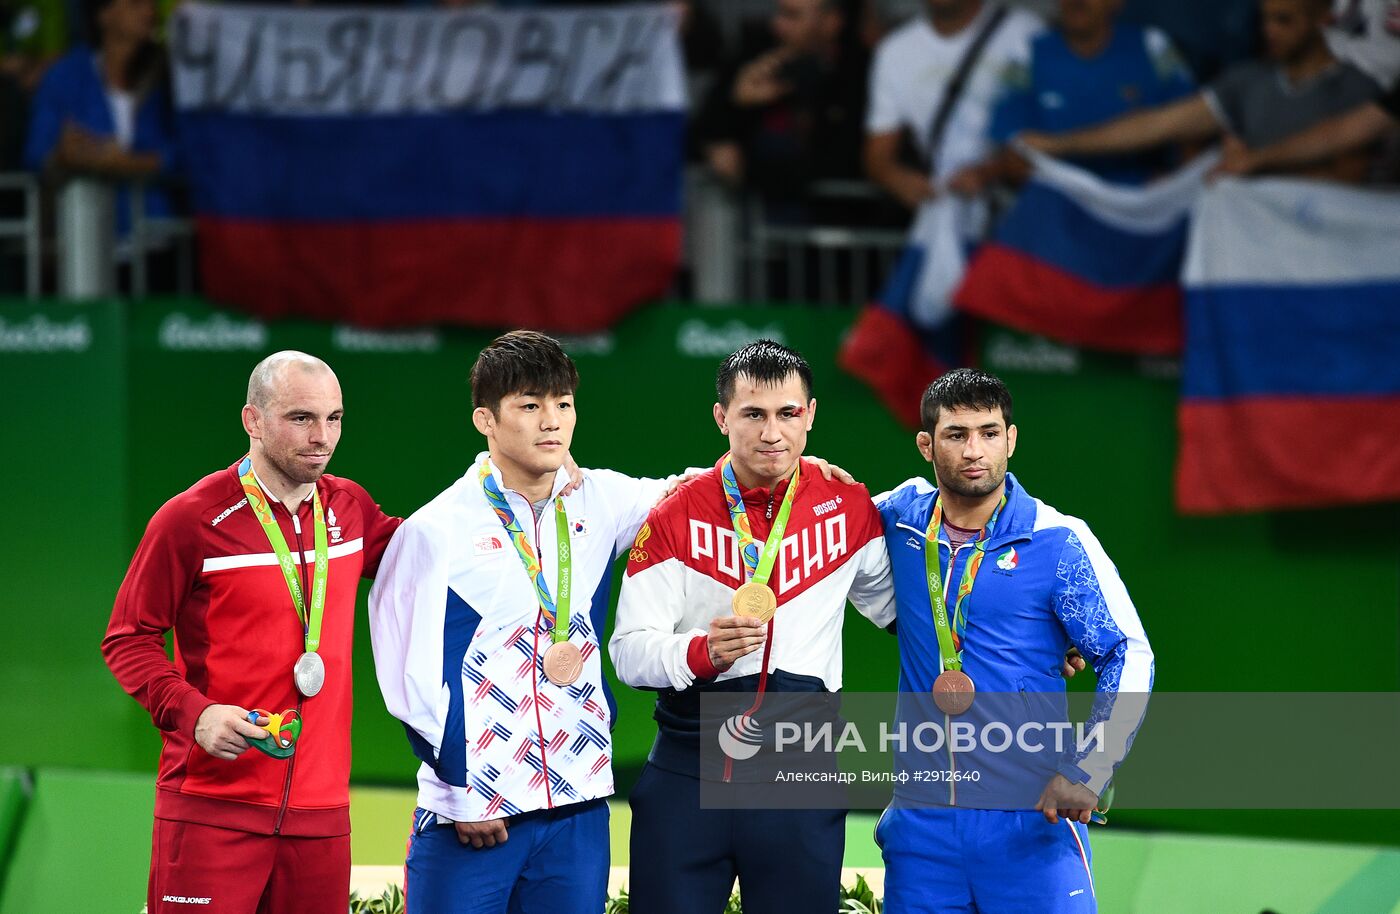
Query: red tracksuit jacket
[[102, 460, 401, 836]]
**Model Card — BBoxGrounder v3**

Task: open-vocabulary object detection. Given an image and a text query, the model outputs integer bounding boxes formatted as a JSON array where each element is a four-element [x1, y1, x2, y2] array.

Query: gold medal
[[542, 641, 583, 686], [932, 669, 975, 716], [731, 580, 777, 623]]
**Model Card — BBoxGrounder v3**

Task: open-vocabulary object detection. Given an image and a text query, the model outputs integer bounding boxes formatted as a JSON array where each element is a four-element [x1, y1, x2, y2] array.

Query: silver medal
[[294, 650, 325, 697]]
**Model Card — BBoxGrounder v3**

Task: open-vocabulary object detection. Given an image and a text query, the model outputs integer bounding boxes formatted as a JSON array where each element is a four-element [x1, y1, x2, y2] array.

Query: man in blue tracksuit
[[876, 368, 1154, 913]]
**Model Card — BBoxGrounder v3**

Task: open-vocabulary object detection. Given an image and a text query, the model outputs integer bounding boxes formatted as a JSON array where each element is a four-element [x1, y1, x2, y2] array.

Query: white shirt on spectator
[[866, 3, 1044, 180], [107, 88, 136, 149], [865, 4, 1042, 328]]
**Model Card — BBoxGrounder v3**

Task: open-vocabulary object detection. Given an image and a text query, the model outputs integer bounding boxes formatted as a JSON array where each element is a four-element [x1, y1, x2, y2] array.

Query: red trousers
[[148, 818, 351, 914]]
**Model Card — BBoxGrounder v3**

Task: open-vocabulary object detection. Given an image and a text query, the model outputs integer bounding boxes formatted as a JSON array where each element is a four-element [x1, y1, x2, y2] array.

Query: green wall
[[1, 298, 1396, 844]]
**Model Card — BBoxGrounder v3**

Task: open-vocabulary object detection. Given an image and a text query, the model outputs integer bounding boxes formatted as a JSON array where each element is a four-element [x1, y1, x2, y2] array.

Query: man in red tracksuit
[[102, 351, 402, 914]]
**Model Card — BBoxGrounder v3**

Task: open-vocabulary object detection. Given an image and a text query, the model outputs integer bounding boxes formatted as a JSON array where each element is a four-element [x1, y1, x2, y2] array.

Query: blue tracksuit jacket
[[877, 472, 1153, 806]]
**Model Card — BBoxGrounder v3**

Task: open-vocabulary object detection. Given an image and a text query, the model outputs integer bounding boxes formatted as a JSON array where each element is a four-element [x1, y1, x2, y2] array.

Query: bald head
[[241, 351, 344, 499], [247, 351, 335, 410]]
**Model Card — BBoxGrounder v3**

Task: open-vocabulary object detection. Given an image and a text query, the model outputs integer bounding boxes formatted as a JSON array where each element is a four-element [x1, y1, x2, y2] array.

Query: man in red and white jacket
[[610, 340, 895, 914], [102, 351, 401, 914]]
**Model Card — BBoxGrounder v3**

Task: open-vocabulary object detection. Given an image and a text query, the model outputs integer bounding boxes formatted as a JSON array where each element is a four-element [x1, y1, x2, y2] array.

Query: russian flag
[[170, 3, 685, 331], [1176, 178, 1400, 514], [956, 148, 1218, 355], [840, 196, 976, 428]]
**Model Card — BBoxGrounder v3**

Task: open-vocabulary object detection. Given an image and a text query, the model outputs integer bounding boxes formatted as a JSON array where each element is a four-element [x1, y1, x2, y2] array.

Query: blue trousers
[[404, 799, 608, 914], [627, 763, 846, 914], [879, 807, 1096, 913]]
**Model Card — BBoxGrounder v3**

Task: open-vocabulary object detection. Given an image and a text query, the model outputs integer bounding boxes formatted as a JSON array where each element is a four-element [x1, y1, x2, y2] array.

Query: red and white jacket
[[611, 456, 895, 695], [102, 460, 400, 837]]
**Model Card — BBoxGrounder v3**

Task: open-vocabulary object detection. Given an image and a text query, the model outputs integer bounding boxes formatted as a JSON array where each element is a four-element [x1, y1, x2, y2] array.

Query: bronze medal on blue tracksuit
[[924, 496, 1005, 715]]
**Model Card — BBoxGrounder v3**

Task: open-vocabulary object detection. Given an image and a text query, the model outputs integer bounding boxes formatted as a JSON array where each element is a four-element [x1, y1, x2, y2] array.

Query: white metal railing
[[685, 173, 910, 306], [742, 180, 908, 305], [57, 177, 116, 297], [1, 172, 197, 299], [127, 180, 196, 299], [23, 166, 900, 307], [0, 172, 41, 299]]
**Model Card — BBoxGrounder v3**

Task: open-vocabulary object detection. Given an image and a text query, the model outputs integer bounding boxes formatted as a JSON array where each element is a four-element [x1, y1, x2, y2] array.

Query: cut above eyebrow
[[738, 402, 803, 411]]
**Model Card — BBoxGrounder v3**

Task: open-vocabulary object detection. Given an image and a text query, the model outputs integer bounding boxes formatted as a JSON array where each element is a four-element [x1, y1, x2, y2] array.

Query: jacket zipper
[[273, 701, 301, 835], [765, 492, 774, 521], [274, 500, 309, 834], [515, 488, 555, 809], [933, 522, 1031, 806], [942, 539, 967, 807]]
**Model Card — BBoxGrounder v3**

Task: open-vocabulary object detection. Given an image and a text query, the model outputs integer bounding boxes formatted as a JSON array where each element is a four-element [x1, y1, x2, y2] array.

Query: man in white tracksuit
[[369, 331, 853, 914]]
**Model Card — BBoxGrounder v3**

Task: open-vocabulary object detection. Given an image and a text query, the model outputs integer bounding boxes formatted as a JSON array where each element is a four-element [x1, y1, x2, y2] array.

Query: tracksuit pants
[[147, 818, 350, 914], [404, 797, 608, 914], [627, 762, 847, 914], [878, 806, 1096, 913]]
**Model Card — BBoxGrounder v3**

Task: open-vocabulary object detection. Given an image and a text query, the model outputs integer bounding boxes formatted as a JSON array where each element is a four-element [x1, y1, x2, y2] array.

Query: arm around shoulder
[[610, 505, 709, 691], [846, 489, 897, 628]]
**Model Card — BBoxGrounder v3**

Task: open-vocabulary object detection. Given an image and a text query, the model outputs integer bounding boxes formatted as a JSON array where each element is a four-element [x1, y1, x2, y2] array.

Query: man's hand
[[1211, 134, 1255, 177], [1061, 647, 1086, 679], [733, 49, 793, 107], [946, 164, 988, 197], [194, 705, 268, 760], [1016, 130, 1062, 156], [1035, 773, 1098, 825], [454, 818, 509, 849], [706, 142, 744, 185], [804, 457, 855, 485], [560, 452, 585, 496], [707, 615, 767, 671], [888, 168, 936, 210]]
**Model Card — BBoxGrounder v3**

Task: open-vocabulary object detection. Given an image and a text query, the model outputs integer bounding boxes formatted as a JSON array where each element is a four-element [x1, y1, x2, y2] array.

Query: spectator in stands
[[1020, 0, 1383, 182], [692, 0, 869, 206], [949, 0, 1197, 191], [1215, 79, 1400, 174], [863, 0, 1044, 212], [854, 0, 1041, 364], [24, 0, 178, 233]]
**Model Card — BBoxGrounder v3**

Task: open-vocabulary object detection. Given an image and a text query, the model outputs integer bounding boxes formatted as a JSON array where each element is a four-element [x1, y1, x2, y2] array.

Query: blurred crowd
[[695, 0, 1397, 209], [1, 0, 1398, 296]]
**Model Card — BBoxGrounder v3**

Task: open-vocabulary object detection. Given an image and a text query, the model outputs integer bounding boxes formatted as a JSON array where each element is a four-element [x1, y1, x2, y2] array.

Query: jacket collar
[[227, 458, 315, 514], [900, 471, 1035, 546], [712, 452, 796, 509], [471, 451, 570, 502]]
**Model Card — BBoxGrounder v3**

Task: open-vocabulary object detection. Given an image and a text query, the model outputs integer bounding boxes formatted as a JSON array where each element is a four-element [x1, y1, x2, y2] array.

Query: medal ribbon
[[717, 455, 802, 783], [479, 463, 572, 644], [719, 455, 801, 587], [924, 495, 1006, 672], [238, 457, 328, 653]]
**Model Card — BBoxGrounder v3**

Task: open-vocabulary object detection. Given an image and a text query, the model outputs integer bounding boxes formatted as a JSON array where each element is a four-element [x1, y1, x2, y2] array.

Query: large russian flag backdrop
[[956, 148, 1218, 355], [170, 3, 686, 330], [1176, 178, 1400, 514]]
